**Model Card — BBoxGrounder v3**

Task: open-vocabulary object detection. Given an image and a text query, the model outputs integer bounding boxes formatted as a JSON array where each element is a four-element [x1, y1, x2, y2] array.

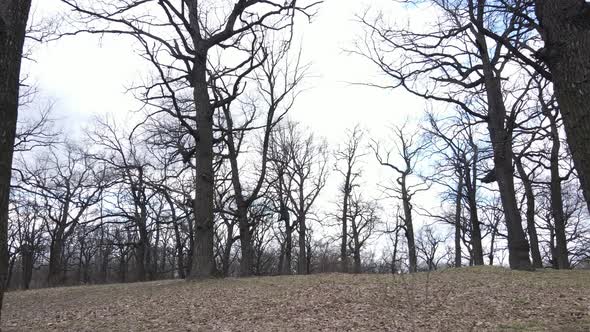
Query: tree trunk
[[48, 237, 64, 287], [476, 27, 532, 269], [21, 244, 33, 289], [283, 213, 292, 275], [353, 248, 361, 274], [0, 0, 32, 316], [514, 157, 543, 268], [465, 148, 484, 265], [401, 176, 417, 273], [535, 0, 590, 213], [454, 168, 463, 268], [119, 251, 127, 283], [172, 219, 186, 279], [488, 125, 532, 270], [546, 111, 570, 269], [340, 172, 351, 273], [188, 47, 216, 279], [238, 207, 254, 277], [135, 241, 147, 282], [297, 214, 307, 275]]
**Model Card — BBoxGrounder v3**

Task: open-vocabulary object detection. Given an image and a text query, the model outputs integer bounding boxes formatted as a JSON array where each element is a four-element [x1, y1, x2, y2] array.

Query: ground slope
[[3, 267, 590, 331]]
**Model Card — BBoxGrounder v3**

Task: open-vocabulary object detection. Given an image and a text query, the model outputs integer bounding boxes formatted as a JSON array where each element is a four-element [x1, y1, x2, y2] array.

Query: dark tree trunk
[[340, 172, 351, 273], [514, 157, 543, 268], [546, 111, 570, 269], [535, 0, 590, 213], [464, 148, 484, 265], [454, 169, 463, 268], [135, 241, 147, 282], [172, 219, 186, 279], [475, 27, 532, 270], [221, 224, 234, 277], [119, 251, 127, 283], [21, 244, 33, 289], [136, 223, 150, 281], [48, 237, 65, 287], [0, 0, 32, 316], [188, 49, 216, 279], [352, 248, 361, 274], [487, 119, 531, 270], [297, 214, 307, 275], [400, 176, 417, 273], [391, 229, 399, 274], [282, 207, 293, 275], [238, 207, 254, 277]]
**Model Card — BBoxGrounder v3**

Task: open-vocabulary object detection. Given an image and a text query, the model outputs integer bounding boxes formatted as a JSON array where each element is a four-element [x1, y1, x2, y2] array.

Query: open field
[[3, 267, 590, 331]]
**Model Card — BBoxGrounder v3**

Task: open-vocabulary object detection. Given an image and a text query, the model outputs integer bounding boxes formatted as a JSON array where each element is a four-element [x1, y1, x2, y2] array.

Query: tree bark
[[514, 157, 543, 268], [282, 203, 292, 275], [475, 22, 532, 270], [48, 237, 64, 287], [188, 51, 216, 279], [546, 111, 570, 269], [400, 176, 417, 273], [21, 244, 33, 289], [0, 0, 32, 317], [465, 147, 484, 266], [535, 0, 590, 213], [454, 168, 463, 268], [340, 172, 351, 273], [297, 213, 307, 275]]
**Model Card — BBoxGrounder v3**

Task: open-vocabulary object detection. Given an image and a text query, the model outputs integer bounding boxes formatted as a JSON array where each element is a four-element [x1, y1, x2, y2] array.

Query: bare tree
[[424, 112, 485, 266], [416, 225, 447, 271], [357, 0, 535, 269], [347, 194, 379, 273], [371, 123, 429, 273], [218, 42, 305, 276], [60, 0, 319, 279], [277, 121, 328, 275], [17, 143, 107, 286], [334, 125, 365, 273]]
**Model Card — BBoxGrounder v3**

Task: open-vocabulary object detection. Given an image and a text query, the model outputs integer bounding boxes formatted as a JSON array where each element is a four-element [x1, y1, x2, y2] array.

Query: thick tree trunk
[[352, 248, 361, 273], [135, 241, 147, 282], [297, 214, 307, 275], [535, 0, 590, 213], [476, 33, 532, 269], [118, 251, 127, 283], [48, 237, 64, 287], [454, 170, 463, 268], [238, 207, 254, 277], [0, 0, 32, 317], [514, 158, 544, 268], [189, 54, 216, 279], [488, 126, 531, 270], [21, 244, 33, 289]]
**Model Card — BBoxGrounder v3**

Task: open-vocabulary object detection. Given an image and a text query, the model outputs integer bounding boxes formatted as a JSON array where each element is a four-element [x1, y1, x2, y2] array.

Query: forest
[[1, 0, 590, 329]]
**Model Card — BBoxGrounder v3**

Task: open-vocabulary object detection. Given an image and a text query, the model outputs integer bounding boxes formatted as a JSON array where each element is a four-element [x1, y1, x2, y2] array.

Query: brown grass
[[3, 266, 590, 331]]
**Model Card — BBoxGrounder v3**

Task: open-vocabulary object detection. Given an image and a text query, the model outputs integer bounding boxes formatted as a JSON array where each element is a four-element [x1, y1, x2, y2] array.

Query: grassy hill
[[3, 266, 590, 331]]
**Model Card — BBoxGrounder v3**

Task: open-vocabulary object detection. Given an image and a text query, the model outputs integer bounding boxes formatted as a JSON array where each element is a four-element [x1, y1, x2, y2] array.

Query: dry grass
[[3, 266, 590, 331]]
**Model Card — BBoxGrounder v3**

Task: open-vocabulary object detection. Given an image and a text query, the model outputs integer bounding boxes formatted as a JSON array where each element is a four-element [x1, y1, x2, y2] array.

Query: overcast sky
[[24, 0, 456, 253]]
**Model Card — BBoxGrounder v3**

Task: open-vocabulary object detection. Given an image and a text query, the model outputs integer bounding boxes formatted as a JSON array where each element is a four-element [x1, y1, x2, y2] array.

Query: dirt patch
[[3, 267, 590, 331]]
